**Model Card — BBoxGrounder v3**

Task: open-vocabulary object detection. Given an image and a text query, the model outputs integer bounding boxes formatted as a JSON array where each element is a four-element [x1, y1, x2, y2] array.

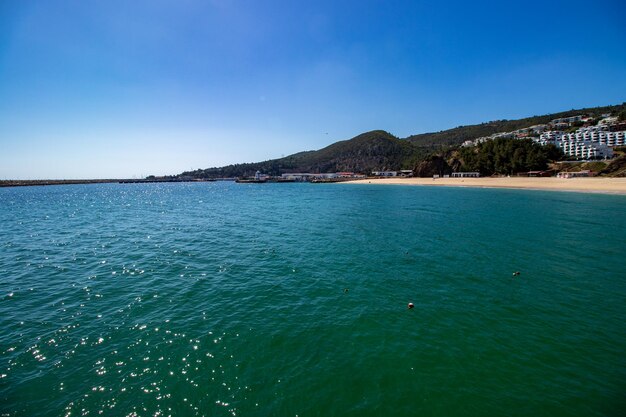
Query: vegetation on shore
[[412, 139, 563, 177], [174, 102, 626, 179]]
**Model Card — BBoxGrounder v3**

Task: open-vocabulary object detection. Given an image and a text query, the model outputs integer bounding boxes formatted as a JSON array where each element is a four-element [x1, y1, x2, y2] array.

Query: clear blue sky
[[1, 0, 625, 179]]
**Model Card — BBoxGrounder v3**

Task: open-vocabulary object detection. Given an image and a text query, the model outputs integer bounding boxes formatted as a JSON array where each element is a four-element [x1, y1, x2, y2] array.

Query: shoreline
[[343, 177, 626, 195], [0, 179, 218, 188], [3, 177, 626, 195]]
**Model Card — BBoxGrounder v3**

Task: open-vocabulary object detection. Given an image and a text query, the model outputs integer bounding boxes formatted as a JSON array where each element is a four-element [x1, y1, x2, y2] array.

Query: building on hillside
[[530, 124, 548, 134], [539, 131, 566, 143], [599, 116, 618, 125], [493, 132, 516, 140], [609, 122, 626, 132], [551, 115, 583, 125], [576, 125, 608, 135], [596, 131, 625, 146], [537, 127, 622, 159], [558, 140, 613, 160], [540, 129, 625, 147], [552, 122, 570, 130]]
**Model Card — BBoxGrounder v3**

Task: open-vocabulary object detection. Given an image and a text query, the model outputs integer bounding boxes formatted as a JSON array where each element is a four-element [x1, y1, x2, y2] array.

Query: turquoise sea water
[[1, 182, 625, 417]]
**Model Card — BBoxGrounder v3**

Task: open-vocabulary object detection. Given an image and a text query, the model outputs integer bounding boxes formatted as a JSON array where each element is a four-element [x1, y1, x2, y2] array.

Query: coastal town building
[[609, 122, 626, 132], [280, 172, 365, 181], [460, 111, 625, 155], [372, 171, 398, 176], [539, 130, 625, 147], [599, 116, 618, 125], [558, 140, 613, 160], [556, 170, 594, 178], [451, 172, 480, 178], [461, 132, 513, 147], [536, 126, 624, 159], [464, 123, 624, 159], [539, 131, 566, 142], [281, 173, 336, 181], [551, 115, 583, 125], [537, 135, 613, 160], [551, 122, 570, 130], [371, 170, 414, 177]]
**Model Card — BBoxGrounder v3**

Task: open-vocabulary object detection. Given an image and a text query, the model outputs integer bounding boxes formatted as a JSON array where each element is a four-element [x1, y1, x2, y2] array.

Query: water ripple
[[0, 183, 625, 416]]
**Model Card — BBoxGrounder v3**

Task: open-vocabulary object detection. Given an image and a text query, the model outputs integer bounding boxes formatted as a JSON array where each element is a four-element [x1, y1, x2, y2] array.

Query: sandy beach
[[345, 177, 626, 195]]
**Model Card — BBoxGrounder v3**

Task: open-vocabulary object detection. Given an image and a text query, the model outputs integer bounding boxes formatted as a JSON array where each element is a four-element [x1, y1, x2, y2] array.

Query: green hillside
[[287, 130, 421, 172], [405, 103, 626, 148], [178, 103, 625, 179], [182, 130, 424, 178]]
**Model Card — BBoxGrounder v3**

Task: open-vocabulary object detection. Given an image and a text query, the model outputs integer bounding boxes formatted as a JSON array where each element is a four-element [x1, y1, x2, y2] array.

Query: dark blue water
[[1, 182, 625, 416]]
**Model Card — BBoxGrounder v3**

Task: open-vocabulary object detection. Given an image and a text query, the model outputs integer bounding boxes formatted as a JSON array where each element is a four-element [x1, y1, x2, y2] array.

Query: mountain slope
[[178, 103, 625, 178], [182, 130, 423, 178], [284, 130, 421, 172]]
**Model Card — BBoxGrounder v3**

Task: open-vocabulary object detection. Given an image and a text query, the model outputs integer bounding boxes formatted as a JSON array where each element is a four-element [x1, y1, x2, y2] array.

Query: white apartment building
[[599, 131, 625, 146], [463, 123, 624, 157], [551, 131, 626, 147], [538, 127, 624, 159], [539, 131, 565, 143], [557, 140, 613, 160], [577, 125, 608, 134], [451, 172, 480, 178], [551, 115, 583, 125]]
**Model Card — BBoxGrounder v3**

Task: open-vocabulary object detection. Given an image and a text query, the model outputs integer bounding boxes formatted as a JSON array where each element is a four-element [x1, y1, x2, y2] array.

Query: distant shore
[[0, 179, 217, 188], [344, 177, 626, 195]]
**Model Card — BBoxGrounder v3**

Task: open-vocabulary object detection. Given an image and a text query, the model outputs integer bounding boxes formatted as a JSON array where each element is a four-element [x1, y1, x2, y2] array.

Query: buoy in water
[[408, 302, 414, 309]]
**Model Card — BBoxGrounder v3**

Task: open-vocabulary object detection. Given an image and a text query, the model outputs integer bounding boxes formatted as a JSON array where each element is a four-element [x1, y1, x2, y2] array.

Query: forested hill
[[181, 130, 423, 178], [177, 103, 625, 179]]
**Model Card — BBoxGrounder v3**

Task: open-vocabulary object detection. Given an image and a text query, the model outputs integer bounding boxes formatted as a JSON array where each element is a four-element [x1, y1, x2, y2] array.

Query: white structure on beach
[[280, 172, 365, 181], [281, 173, 337, 181], [451, 172, 480, 178], [557, 170, 593, 178]]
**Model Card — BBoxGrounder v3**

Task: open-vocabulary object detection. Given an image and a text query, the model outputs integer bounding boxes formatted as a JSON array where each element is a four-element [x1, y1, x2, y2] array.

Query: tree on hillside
[[458, 138, 563, 175]]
